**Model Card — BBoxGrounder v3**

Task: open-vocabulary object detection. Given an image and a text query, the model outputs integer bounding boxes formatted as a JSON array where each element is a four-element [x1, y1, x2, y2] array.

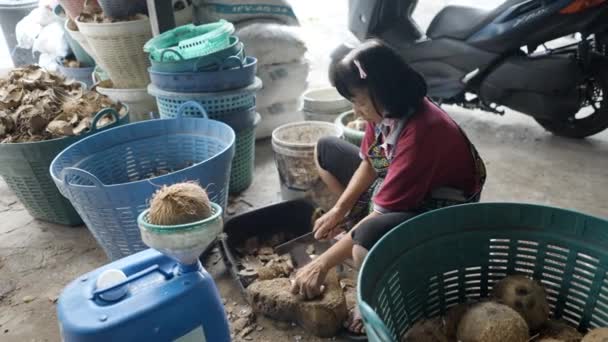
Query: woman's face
[[351, 88, 383, 124]]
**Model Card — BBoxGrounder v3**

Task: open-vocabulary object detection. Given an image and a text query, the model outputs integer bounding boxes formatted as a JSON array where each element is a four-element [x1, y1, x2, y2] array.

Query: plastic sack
[[257, 60, 309, 108], [256, 99, 303, 140], [192, 0, 298, 26], [39, 53, 58, 71], [236, 22, 306, 65], [33, 22, 70, 57]]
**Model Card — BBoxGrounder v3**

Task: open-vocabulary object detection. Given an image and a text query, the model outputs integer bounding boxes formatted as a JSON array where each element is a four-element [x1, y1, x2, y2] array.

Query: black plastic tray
[[220, 199, 315, 293], [219, 199, 367, 341]]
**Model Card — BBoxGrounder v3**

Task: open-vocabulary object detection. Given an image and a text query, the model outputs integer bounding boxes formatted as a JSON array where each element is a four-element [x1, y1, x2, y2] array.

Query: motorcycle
[[335, 0, 608, 138]]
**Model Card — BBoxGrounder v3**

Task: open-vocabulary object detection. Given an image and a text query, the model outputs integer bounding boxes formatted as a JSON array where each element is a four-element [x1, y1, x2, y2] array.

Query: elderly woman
[[290, 40, 487, 334]]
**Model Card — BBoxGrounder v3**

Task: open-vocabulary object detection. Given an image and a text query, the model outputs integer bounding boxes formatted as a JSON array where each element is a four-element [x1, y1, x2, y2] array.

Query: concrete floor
[[2, 0, 608, 341]]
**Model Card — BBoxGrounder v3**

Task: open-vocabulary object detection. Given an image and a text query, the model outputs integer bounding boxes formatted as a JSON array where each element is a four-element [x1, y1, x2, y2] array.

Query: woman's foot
[[345, 306, 366, 335]]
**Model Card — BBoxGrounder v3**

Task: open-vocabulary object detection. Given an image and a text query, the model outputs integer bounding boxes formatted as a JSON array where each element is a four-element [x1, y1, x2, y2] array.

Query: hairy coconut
[[148, 182, 212, 225], [492, 275, 550, 331], [537, 320, 582, 342], [582, 328, 608, 342], [457, 301, 529, 342], [402, 317, 448, 342]]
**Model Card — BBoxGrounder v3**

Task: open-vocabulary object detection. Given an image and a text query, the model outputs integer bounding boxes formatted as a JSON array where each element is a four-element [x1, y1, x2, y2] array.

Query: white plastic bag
[[236, 22, 307, 65], [33, 22, 70, 57], [192, 0, 298, 26], [257, 60, 309, 108], [38, 53, 58, 71], [256, 99, 303, 140]]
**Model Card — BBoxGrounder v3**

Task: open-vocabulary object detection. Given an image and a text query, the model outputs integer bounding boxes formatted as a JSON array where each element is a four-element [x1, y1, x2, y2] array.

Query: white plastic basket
[[65, 19, 97, 60], [78, 15, 152, 88], [96, 85, 157, 122]]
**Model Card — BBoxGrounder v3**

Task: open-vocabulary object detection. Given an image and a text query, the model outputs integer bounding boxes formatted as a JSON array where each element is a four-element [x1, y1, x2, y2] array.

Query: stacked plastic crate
[[146, 20, 261, 194]]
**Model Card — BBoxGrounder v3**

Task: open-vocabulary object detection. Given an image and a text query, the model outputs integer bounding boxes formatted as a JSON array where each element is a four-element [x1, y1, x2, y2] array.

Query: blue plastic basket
[[148, 56, 257, 93], [50, 101, 235, 260], [56, 58, 95, 89], [148, 77, 262, 117]]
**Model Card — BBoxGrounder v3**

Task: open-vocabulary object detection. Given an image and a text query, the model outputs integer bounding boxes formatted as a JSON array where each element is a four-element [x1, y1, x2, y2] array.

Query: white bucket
[[96, 85, 157, 122], [271, 121, 343, 209], [302, 87, 352, 123]]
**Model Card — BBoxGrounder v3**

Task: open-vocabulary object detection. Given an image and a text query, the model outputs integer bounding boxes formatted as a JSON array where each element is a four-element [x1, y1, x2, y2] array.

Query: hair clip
[[353, 59, 367, 79]]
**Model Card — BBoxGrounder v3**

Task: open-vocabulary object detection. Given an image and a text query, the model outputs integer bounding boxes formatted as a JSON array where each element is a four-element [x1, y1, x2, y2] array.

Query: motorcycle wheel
[[534, 68, 608, 138]]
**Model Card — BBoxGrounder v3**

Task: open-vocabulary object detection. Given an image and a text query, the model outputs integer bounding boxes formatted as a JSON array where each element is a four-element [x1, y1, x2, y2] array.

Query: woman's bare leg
[[315, 143, 346, 196]]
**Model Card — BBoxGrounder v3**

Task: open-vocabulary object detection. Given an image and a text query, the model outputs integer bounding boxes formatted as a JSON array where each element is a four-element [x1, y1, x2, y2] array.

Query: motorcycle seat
[[427, 5, 490, 40]]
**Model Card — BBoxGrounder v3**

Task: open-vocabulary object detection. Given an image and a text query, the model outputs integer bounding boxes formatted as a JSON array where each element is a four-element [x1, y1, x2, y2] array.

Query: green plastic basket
[[144, 20, 234, 61], [0, 107, 129, 226], [358, 203, 608, 341], [335, 110, 365, 147], [229, 114, 260, 194]]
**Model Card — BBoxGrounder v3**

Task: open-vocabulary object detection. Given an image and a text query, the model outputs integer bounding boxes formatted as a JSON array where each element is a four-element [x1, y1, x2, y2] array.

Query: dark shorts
[[316, 137, 416, 250]]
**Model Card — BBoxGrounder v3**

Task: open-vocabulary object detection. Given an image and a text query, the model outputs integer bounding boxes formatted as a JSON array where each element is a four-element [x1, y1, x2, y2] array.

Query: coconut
[[148, 182, 212, 226], [457, 301, 529, 342], [402, 317, 448, 342], [445, 302, 475, 340], [536, 320, 582, 342], [582, 328, 608, 342], [492, 275, 550, 331]]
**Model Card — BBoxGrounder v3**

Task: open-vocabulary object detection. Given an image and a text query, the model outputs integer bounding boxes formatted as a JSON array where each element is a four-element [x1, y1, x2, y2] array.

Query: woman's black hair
[[329, 40, 427, 119]]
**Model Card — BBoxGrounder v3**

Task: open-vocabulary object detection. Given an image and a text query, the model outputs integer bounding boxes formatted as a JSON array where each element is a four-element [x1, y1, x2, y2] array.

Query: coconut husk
[[148, 182, 213, 226], [0, 65, 122, 143]]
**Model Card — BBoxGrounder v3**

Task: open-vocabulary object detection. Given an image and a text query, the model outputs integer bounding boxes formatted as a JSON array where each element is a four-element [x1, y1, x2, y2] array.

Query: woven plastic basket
[[50, 101, 235, 260], [154, 100, 258, 194], [65, 19, 97, 61], [148, 56, 257, 93], [148, 77, 261, 117], [0, 107, 128, 226], [77, 15, 152, 88], [144, 20, 234, 61], [358, 203, 608, 342], [149, 36, 243, 73], [335, 110, 365, 147], [53, 5, 95, 66], [229, 114, 260, 194]]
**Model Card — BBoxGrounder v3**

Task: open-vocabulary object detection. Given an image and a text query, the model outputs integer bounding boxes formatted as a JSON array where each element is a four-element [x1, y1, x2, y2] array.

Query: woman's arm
[[292, 211, 380, 299], [313, 158, 376, 240]]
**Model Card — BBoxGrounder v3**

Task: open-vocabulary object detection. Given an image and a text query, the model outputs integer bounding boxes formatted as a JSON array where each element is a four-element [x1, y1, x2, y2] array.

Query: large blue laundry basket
[[50, 102, 235, 260]]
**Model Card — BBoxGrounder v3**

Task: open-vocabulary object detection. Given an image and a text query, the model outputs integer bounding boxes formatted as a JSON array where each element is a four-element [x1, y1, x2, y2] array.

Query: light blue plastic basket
[[148, 77, 262, 118], [50, 101, 235, 260]]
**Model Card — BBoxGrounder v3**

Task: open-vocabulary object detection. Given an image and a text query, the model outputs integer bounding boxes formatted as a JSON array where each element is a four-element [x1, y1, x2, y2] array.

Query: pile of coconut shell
[[0, 65, 124, 143]]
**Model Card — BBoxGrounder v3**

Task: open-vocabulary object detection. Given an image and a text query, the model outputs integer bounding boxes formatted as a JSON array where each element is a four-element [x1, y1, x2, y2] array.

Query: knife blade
[[274, 232, 316, 255]]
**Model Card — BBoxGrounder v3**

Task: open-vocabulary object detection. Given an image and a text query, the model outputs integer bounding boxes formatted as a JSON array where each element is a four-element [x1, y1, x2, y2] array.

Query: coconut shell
[[457, 301, 529, 342], [402, 317, 448, 342], [148, 182, 213, 226], [445, 302, 475, 340], [537, 320, 582, 342], [492, 275, 550, 331], [582, 328, 608, 342]]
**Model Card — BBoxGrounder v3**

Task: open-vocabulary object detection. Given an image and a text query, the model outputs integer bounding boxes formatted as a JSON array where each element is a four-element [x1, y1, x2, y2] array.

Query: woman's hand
[[290, 258, 329, 300], [313, 207, 346, 241]]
